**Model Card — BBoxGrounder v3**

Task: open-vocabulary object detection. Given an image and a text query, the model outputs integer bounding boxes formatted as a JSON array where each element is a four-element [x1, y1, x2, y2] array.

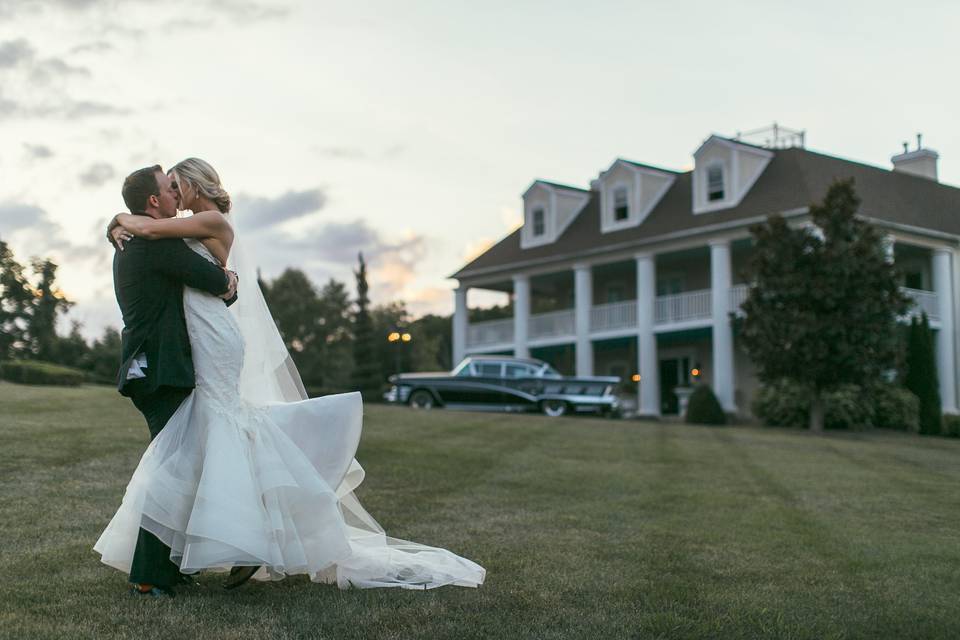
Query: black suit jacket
[[113, 233, 231, 397]]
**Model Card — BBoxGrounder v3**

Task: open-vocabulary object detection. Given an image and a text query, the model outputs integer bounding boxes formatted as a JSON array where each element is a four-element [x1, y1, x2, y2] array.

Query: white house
[[450, 127, 959, 418]]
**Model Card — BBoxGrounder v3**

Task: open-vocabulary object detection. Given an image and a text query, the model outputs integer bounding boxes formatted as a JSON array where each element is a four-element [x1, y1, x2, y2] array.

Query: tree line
[[0, 239, 452, 398]]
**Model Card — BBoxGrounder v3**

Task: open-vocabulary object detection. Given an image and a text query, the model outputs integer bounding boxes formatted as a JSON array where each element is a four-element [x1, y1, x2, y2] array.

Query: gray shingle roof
[[453, 147, 960, 280]]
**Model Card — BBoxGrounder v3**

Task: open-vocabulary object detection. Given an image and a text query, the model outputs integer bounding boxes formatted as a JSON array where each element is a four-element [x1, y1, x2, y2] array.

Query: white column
[[710, 239, 737, 413], [574, 263, 594, 377], [635, 252, 659, 417], [933, 249, 957, 412], [452, 286, 468, 365], [513, 274, 530, 359]]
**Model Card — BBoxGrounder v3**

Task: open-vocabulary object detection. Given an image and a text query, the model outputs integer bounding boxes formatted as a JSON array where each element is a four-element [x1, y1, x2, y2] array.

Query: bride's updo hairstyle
[[171, 157, 231, 213]]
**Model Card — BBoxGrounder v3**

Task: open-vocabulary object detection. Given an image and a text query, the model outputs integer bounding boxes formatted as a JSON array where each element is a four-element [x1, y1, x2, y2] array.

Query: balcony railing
[[902, 287, 939, 322], [729, 283, 749, 313], [591, 300, 637, 332], [466, 318, 513, 347], [464, 285, 942, 348], [529, 309, 575, 339], [654, 289, 711, 325]]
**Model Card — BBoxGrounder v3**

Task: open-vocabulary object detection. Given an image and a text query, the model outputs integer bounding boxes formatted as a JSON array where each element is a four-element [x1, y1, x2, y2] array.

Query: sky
[[1, 0, 958, 339]]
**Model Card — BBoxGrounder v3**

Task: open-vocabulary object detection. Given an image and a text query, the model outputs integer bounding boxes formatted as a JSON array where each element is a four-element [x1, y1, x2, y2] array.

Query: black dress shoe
[[176, 574, 199, 587], [130, 585, 176, 598], [222, 565, 261, 590]]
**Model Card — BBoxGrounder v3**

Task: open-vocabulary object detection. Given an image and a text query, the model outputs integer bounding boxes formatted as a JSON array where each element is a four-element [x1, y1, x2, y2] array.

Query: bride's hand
[[107, 214, 134, 251]]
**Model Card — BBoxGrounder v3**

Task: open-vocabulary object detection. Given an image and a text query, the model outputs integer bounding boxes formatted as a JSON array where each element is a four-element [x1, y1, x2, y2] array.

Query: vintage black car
[[385, 356, 621, 417]]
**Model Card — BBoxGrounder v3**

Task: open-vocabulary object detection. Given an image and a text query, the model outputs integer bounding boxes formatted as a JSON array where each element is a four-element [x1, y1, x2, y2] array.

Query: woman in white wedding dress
[[94, 158, 485, 590]]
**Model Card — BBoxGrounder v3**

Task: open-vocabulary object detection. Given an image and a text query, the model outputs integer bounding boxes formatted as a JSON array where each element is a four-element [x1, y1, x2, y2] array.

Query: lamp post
[[387, 328, 412, 377]]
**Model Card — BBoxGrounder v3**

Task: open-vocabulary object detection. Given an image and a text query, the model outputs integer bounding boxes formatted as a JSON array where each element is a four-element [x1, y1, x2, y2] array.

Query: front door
[[659, 356, 691, 415]]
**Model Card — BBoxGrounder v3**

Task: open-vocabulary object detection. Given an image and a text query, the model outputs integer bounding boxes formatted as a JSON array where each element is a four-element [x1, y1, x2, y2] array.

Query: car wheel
[[540, 399, 567, 417], [409, 390, 434, 410]]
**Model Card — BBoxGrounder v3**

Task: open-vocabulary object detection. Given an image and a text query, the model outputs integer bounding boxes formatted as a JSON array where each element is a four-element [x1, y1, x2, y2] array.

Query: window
[[613, 186, 629, 221], [505, 363, 536, 378], [707, 165, 725, 202], [477, 362, 503, 377], [532, 207, 545, 236]]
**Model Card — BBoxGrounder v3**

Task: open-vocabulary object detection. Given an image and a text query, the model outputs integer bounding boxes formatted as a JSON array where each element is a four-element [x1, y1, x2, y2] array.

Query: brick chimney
[[891, 134, 939, 181]]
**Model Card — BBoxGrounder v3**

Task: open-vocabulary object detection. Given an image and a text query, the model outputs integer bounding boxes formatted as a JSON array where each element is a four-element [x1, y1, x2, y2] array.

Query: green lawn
[[2, 382, 959, 640]]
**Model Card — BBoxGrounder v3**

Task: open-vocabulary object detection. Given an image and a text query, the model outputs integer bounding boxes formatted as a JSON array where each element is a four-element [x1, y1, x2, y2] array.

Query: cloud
[[23, 143, 53, 159], [216, 0, 290, 22], [30, 57, 90, 84], [70, 41, 114, 54], [79, 162, 116, 187], [0, 39, 33, 68], [0, 202, 47, 234], [232, 188, 327, 230], [315, 144, 408, 162]]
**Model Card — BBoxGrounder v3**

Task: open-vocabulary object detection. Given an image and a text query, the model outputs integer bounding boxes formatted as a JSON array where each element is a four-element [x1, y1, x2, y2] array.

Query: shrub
[[870, 384, 920, 432], [942, 415, 960, 438], [0, 360, 85, 386], [685, 385, 726, 425], [752, 380, 877, 430], [751, 380, 809, 428]]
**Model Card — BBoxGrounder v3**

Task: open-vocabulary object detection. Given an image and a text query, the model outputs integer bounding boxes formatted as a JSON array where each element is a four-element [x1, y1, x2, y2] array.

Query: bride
[[94, 158, 485, 592]]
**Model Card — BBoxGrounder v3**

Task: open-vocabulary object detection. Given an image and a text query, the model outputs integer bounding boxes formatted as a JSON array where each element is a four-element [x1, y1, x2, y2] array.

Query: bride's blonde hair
[[171, 157, 231, 213]]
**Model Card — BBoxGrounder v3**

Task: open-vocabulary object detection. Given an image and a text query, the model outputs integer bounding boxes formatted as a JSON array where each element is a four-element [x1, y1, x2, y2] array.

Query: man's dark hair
[[121, 165, 163, 213]]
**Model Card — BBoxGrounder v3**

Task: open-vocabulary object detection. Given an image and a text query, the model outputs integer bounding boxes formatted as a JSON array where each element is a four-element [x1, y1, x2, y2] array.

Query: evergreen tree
[[0, 240, 33, 360], [739, 179, 910, 432], [29, 258, 73, 360], [351, 253, 382, 399], [904, 313, 942, 435]]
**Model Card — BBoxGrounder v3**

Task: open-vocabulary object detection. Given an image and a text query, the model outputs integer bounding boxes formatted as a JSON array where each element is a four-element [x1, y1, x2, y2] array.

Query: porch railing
[[591, 300, 637, 332], [654, 289, 712, 325], [529, 309, 575, 339], [466, 318, 513, 347]]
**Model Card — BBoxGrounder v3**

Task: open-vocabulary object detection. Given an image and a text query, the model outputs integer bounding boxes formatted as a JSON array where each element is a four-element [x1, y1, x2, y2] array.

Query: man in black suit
[[108, 165, 238, 597]]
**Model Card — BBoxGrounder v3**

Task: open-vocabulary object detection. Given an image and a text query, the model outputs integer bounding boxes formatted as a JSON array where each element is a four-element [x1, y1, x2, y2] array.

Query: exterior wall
[[738, 152, 767, 192]]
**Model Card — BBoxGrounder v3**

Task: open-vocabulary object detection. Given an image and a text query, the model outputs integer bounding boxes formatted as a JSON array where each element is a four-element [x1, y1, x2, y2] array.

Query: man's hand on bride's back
[[220, 269, 239, 304]]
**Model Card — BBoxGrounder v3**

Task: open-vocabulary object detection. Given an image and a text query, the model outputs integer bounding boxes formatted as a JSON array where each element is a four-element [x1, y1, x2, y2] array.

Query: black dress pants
[[127, 383, 192, 587]]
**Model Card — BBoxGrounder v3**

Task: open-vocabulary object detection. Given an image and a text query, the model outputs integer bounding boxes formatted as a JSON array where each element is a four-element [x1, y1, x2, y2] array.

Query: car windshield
[[452, 360, 473, 376], [540, 364, 562, 378]]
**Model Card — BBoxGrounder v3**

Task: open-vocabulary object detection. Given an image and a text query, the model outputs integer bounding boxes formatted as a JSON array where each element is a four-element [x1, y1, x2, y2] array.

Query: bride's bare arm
[[112, 210, 229, 241]]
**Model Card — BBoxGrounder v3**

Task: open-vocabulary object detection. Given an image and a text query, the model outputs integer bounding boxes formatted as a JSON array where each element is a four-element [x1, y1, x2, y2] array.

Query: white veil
[[223, 215, 485, 589]]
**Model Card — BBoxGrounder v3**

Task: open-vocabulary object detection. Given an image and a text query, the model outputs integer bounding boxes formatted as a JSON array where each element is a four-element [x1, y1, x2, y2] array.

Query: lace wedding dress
[[94, 238, 485, 589]]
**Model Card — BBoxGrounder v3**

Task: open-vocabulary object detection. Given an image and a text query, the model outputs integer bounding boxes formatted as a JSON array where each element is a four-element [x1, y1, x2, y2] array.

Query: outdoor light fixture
[[387, 331, 401, 342], [691, 368, 700, 378], [401, 333, 412, 342], [631, 374, 641, 382]]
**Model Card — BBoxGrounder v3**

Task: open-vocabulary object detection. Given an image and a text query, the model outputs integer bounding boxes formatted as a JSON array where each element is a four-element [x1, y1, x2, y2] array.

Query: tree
[[29, 258, 73, 360], [351, 253, 382, 399], [904, 313, 941, 435], [0, 239, 33, 360], [82, 326, 122, 383], [739, 179, 910, 432]]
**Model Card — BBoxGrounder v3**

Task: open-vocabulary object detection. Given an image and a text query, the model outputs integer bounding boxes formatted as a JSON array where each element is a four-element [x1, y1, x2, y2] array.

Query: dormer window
[[532, 207, 545, 236], [707, 165, 725, 201], [613, 186, 629, 221]]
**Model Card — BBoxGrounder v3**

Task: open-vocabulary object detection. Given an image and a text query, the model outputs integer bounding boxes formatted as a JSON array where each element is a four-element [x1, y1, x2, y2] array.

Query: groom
[[108, 165, 238, 597]]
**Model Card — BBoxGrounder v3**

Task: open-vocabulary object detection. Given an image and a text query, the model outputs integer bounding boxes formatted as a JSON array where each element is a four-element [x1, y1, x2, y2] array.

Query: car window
[[540, 364, 562, 378], [504, 364, 535, 378], [476, 362, 502, 377]]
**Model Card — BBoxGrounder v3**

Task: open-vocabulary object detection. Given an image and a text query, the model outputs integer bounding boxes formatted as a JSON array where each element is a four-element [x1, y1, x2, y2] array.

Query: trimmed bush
[[685, 385, 727, 425], [0, 360, 85, 386], [870, 385, 920, 432], [752, 380, 904, 430], [943, 415, 960, 438]]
